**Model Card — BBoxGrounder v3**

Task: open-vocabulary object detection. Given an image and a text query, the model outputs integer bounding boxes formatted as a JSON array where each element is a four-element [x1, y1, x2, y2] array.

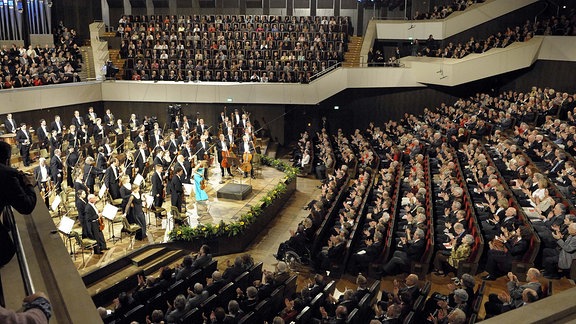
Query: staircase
[[343, 36, 363, 68], [80, 46, 96, 80], [108, 49, 125, 80]]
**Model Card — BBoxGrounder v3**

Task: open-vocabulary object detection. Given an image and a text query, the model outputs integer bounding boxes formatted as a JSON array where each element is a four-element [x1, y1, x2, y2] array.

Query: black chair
[[283, 275, 298, 300], [202, 259, 218, 281], [234, 271, 252, 291], [268, 287, 285, 316], [145, 291, 166, 315], [200, 294, 219, 316], [238, 311, 258, 324], [468, 313, 477, 324], [164, 279, 188, 306], [323, 280, 336, 296], [254, 298, 272, 323], [403, 311, 415, 324], [217, 282, 236, 308], [249, 261, 264, 284], [123, 304, 146, 323], [345, 308, 359, 324], [419, 281, 431, 297], [357, 294, 372, 323], [179, 307, 202, 324], [185, 269, 204, 287], [295, 306, 312, 324], [412, 295, 425, 312]]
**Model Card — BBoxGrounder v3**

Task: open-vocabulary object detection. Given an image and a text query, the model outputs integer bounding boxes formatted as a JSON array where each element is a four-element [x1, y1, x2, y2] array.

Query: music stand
[[143, 193, 155, 227], [102, 203, 120, 243], [51, 194, 62, 218], [58, 216, 76, 259]]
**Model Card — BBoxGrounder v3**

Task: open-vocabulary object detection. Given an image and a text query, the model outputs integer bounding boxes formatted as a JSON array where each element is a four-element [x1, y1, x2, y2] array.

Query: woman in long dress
[[193, 162, 209, 202], [124, 184, 147, 240]]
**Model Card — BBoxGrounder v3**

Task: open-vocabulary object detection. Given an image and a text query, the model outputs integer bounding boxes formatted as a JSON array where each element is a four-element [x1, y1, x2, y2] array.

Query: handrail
[[3, 207, 35, 297], [309, 62, 341, 82]]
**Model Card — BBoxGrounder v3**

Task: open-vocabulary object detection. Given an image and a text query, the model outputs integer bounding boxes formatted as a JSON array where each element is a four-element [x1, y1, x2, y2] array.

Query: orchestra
[[1, 105, 264, 252]]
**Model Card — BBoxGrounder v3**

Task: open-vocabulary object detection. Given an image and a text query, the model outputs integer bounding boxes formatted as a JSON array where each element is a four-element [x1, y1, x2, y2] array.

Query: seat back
[[254, 298, 271, 323], [283, 274, 298, 299], [179, 307, 202, 324], [234, 271, 251, 291], [123, 304, 145, 323], [295, 306, 312, 324], [217, 282, 236, 308], [345, 308, 359, 324]]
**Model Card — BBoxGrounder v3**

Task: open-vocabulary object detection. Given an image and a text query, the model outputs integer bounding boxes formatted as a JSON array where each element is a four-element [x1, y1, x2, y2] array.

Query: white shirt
[[221, 141, 228, 151], [40, 165, 49, 182]]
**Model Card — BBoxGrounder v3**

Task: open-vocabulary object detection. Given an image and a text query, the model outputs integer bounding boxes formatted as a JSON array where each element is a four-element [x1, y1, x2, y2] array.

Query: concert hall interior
[[0, 0, 576, 323]]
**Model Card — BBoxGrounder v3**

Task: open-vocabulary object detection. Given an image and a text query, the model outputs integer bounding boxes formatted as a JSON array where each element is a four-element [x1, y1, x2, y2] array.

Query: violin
[[99, 215, 105, 231], [201, 178, 206, 190]]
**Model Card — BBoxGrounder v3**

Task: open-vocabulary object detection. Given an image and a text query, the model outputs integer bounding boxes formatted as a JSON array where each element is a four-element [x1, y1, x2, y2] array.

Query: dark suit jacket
[[50, 121, 64, 134], [151, 172, 164, 197], [84, 203, 99, 222], [36, 126, 49, 147], [4, 119, 16, 133], [71, 116, 84, 128], [50, 156, 63, 182], [195, 141, 211, 160], [83, 164, 103, 187], [16, 129, 31, 147], [405, 238, 426, 261]]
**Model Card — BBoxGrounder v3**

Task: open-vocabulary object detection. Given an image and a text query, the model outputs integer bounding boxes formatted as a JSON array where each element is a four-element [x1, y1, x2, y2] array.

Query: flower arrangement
[[169, 155, 297, 241]]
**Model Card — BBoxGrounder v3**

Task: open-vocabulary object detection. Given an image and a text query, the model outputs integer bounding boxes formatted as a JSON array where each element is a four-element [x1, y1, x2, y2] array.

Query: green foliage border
[[169, 155, 298, 241]]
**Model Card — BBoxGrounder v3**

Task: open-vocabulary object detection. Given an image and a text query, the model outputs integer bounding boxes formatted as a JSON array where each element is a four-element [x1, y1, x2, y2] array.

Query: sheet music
[[133, 174, 144, 186], [144, 193, 154, 208], [51, 195, 61, 211], [99, 183, 107, 199], [58, 216, 75, 235], [102, 203, 119, 220], [183, 183, 194, 196]]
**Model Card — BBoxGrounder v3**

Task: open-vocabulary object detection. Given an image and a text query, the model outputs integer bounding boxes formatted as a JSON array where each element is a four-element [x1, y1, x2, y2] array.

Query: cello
[[240, 151, 252, 173], [221, 150, 230, 169]]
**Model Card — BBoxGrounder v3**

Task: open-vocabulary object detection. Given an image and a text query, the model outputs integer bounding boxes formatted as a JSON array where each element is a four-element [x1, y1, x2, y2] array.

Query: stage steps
[[85, 247, 187, 305], [130, 246, 166, 267]]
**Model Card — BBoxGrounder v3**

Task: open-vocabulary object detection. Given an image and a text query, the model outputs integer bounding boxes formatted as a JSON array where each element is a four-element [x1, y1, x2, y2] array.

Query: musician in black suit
[[196, 118, 210, 136], [134, 142, 149, 176], [149, 128, 163, 150], [238, 135, 255, 179], [103, 109, 115, 131], [66, 146, 79, 188], [76, 189, 90, 238], [49, 129, 60, 158], [95, 147, 107, 172], [381, 228, 426, 276], [169, 168, 184, 212], [151, 164, 165, 209], [166, 132, 179, 158], [83, 156, 104, 194], [174, 155, 191, 184], [50, 149, 64, 194], [195, 135, 211, 180], [114, 119, 126, 153], [216, 133, 233, 182], [16, 123, 32, 166], [4, 113, 17, 133], [104, 158, 122, 199], [36, 119, 50, 150], [71, 110, 85, 128], [102, 138, 114, 157], [34, 157, 51, 208], [85, 194, 108, 254], [85, 106, 98, 130], [92, 118, 105, 144], [50, 115, 65, 139], [134, 130, 146, 147]]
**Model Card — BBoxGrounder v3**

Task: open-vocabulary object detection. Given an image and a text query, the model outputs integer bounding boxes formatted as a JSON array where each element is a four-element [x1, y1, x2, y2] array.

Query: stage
[[52, 164, 289, 273]]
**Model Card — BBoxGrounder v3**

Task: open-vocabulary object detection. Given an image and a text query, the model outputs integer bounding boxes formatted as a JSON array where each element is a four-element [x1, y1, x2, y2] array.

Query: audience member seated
[[185, 282, 209, 311], [542, 222, 576, 279], [484, 268, 542, 318], [482, 226, 530, 280], [432, 233, 474, 276], [380, 228, 426, 276], [191, 244, 213, 270]]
